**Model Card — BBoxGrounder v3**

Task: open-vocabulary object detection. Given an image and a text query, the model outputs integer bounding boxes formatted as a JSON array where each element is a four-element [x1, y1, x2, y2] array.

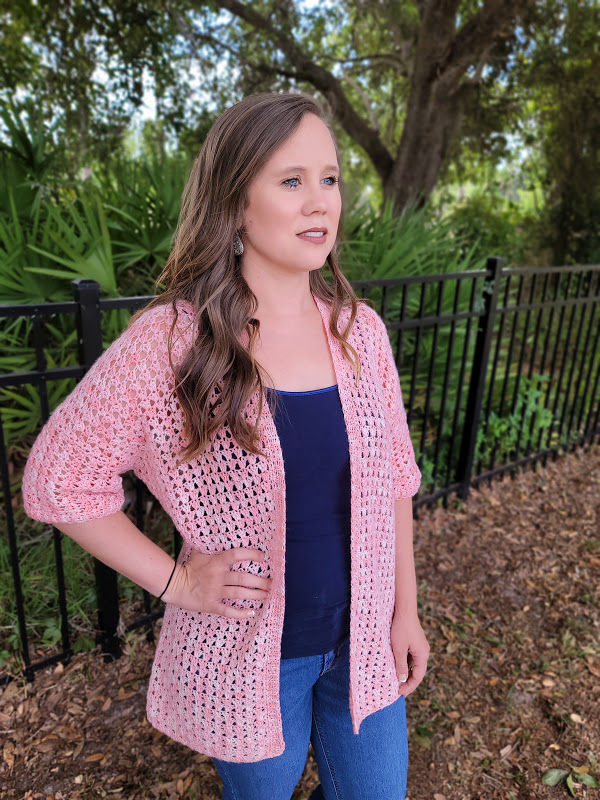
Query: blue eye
[[282, 175, 340, 188]]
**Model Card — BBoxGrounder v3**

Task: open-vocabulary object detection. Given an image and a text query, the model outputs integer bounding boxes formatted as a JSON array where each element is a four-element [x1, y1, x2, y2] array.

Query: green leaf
[[574, 772, 599, 787], [72, 634, 96, 654], [542, 768, 569, 786], [22, 265, 80, 280], [566, 773, 575, 796]]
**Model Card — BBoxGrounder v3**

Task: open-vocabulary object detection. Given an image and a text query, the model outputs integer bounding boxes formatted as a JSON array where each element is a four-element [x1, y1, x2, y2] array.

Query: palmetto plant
[[0, 97, 64, 213], [341, 195, 486, 286], [92, 152, 188, 288], [24, 194, 120, 295]]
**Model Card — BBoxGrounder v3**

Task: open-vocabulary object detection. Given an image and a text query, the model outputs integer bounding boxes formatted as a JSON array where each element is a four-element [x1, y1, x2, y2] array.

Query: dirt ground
[[2, 444, 599, 800]]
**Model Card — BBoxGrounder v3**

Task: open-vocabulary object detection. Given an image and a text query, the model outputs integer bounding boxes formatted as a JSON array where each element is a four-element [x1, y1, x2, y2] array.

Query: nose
[[302, 181, 328, 214]]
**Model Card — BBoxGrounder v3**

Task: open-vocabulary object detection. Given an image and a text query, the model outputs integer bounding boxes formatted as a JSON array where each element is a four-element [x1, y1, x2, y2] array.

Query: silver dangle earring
[[233, 230, 244, 256]]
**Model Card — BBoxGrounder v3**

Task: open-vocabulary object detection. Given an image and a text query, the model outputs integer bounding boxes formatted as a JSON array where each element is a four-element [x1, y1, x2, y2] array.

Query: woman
[[22, 91, 429, 799]]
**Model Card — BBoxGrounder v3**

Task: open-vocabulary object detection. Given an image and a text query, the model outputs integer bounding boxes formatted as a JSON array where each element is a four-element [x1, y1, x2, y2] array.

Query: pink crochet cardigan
[[22, 290, 421, 763]]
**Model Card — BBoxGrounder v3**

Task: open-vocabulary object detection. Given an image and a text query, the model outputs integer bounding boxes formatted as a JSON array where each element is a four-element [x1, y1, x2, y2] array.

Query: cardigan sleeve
[[21, 305, 166, 525], [370, 307, 422, 499]]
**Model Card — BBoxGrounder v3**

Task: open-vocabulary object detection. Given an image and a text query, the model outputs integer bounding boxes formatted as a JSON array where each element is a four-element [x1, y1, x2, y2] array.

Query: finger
[[222, 584, 270, 600], [212, 600, 257, 620], [225, 572, 273, 592], [407, 644, 429, 674], [398, 675, 416, 696], [391, 634, 412, 682], [393, 649, 410, 684], [227, 547, 267, 564], [399, 651, 428, 696]]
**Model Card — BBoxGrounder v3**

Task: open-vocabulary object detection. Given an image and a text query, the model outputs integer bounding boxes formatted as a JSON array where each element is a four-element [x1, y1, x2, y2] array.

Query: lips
[[297, 227, 328, 235], [297, 227, 328, 241]]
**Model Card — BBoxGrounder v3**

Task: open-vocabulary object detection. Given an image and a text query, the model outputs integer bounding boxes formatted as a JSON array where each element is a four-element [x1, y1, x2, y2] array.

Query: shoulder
[[126, 299, 195, 343], [103, 299, 195, 375], [128, 299, 194, 331]]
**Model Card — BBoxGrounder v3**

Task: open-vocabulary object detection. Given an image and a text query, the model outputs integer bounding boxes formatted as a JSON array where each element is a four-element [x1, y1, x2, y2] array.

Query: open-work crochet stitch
[[22, 291, 421, 763]]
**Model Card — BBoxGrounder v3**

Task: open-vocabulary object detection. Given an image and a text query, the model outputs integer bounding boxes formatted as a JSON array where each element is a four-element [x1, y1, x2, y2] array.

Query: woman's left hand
[[390, 610, 430, 697]]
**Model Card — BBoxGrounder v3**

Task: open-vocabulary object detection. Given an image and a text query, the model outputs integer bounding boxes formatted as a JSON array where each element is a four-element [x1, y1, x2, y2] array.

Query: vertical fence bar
[[72, 278, 123, 661], [0, 409, 33, 682], [4, 310, 51, 683], [555, 274, 580, 448], [524, 271, 550, 461], [512, 271, 537, 463], [456, 256, 504, 499], [586, 349, 600, 442], [537, 272, 562, 460], [33, 308, 74, 668], [486, 273, 511, 471], [420, 280, 443, 485], [571, 272, 599, 441], [564, 270, 596, 448], [579, 300, 600, 441], [446, 277, 468, 494], [433, 278, 455, 491], [553, 271, 584, 451]]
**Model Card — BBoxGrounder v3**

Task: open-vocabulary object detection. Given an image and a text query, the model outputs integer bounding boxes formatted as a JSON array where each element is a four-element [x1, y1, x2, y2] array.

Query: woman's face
[[240, 112, 342, 277]]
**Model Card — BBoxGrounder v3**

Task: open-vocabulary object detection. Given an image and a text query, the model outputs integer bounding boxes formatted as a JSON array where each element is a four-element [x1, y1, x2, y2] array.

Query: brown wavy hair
[[129, 91, 364, 463]]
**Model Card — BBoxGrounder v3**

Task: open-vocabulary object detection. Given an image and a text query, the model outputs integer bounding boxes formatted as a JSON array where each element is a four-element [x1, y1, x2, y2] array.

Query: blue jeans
[[212, 633, 408, 799]]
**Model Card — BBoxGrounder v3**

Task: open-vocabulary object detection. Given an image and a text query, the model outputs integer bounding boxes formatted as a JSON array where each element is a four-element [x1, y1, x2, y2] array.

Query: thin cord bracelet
[[157, 561, 178, 601]]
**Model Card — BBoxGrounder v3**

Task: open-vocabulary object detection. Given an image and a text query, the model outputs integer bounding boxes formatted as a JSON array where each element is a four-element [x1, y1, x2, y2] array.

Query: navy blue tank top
[[265, 384, 352, 659]]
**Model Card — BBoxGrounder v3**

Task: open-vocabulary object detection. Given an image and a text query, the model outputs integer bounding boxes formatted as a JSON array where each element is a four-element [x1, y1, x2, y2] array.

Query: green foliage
[[0, 526, 97, 659], [1, 0, 599, 268], [436, 187, 530, 268], [0, 105, 188, 307], [0, 105, 191, 451], [0, 3, 186, 163], [341, 195, 487, 285], [0, 97, 65, 192], [517, 0, 600, 266], [475, 374, 554, 467], [91, 150, 189, 286], [25, 194, 120, 293], [542, 764, 599, 796], [0, 502, 176, 663]]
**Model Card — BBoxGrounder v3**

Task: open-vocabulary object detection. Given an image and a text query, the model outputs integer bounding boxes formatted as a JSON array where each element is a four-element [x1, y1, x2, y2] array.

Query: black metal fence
[[2, 257, 599, 685]]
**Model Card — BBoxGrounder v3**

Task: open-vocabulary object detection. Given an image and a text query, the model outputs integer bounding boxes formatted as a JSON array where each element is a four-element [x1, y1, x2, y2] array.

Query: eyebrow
[[276, 164, 340, 174]]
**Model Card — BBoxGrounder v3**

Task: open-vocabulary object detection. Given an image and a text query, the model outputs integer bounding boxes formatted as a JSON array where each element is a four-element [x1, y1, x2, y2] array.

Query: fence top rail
[[354, 263, 600, 290], [504, 263, 600, 276], [0, 294, 155, 320]]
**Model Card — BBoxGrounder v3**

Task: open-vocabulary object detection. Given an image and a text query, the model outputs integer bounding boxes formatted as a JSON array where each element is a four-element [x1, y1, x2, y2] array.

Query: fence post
[[456, 256, 504, 499], [72, 279, 122, 661]]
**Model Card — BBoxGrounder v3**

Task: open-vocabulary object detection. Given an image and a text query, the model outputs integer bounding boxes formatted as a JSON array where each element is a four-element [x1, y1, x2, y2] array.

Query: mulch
[[2, 444, 599, 800]]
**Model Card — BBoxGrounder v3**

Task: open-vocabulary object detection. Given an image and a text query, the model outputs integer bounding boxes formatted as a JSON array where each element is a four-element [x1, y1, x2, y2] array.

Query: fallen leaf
[[84, 752, 104, 762]]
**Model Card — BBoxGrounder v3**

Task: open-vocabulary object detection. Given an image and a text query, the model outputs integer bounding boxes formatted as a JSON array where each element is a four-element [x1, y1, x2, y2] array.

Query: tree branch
[[167, 8, 241, 62], [203, 0, 394, 179], [437, 0, 526, 90], [318, 51, 410, 78]]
